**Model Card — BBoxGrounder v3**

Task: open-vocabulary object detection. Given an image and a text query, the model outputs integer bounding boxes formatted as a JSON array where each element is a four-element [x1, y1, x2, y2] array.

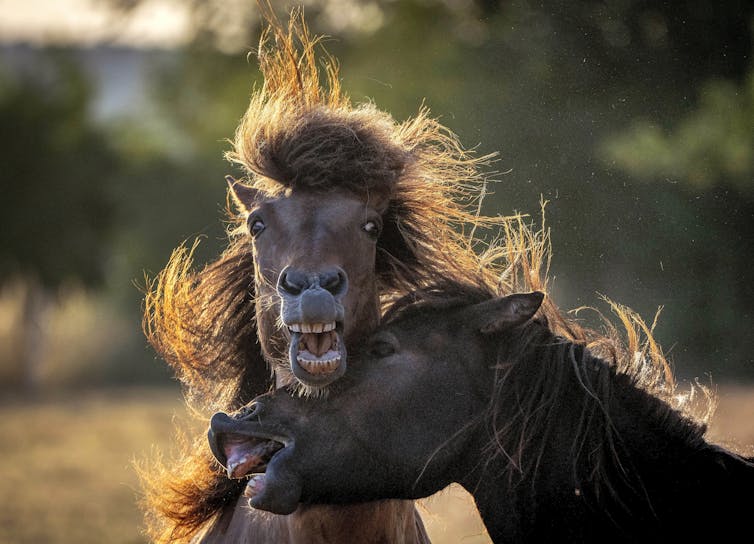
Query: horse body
[[189, 103, 428, 544], [460, 346, 754, 542], [209, 285, 754, 542]]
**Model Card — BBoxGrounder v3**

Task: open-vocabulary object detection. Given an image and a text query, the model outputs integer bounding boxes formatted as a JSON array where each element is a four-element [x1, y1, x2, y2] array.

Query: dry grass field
[[0, 385, 752, 544]]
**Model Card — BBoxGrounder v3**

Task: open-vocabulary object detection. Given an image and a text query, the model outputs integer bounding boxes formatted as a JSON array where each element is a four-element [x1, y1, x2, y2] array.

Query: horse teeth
[[292, 323, 336, 334], [244, 474, 265, 498], [297, 355, 341, 374]]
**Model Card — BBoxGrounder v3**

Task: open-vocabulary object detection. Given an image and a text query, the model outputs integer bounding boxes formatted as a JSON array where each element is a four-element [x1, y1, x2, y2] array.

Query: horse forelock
[[227, 9, 405, 199], [233, 105, 408, 199], [225, 8, 500, 300]]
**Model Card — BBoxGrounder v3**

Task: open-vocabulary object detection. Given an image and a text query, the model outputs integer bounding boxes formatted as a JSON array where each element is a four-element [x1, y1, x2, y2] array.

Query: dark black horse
[[209, 282, 754, 543]]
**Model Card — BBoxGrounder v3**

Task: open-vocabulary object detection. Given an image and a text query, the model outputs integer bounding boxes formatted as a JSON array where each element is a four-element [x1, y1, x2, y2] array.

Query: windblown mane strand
[[143, 238, 271, 411], [141, 238, 272, 543], [137, 431, 244, 543]]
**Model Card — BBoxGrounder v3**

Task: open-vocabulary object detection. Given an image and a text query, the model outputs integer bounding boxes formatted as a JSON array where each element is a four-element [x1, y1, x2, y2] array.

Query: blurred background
[[0, 1, 752, 543]]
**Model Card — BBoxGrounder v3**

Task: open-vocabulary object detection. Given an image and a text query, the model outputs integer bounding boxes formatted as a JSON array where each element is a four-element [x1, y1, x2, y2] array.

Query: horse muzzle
[[277, 266, 349, 387]]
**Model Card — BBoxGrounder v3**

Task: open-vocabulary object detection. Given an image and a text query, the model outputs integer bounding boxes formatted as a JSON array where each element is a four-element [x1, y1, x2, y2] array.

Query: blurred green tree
[[0, 52, 119, 389], [598, 68, 754, 379], [601, 72, 754, 191]]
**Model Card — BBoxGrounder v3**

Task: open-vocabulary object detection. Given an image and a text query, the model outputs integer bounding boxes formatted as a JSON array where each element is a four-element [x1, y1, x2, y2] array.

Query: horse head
[[229, 176, 391, 392]]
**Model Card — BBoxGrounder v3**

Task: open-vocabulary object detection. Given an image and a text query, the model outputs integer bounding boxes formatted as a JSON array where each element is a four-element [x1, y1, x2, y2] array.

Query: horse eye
[[248, 217, 265, 237], [362, 220, 381, 239]]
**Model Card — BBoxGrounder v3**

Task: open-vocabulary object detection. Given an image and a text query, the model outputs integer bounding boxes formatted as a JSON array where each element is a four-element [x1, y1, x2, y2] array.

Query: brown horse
[[139, 9, 509, 543], [209, 281, 754, 542]]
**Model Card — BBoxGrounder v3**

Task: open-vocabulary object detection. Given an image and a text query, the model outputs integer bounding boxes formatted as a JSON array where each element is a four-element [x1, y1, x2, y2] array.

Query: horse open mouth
[[210, 430, 285, 483], [220, 433, 284, 479], [288, 322, 347, 384], [208, 412, 290, 504], [209, 414, 283, 479]]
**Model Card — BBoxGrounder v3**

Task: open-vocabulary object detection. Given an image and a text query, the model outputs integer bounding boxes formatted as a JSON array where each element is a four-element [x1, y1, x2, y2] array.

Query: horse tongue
[[302, 331, 333, 357], [223, 436, 280, 479]]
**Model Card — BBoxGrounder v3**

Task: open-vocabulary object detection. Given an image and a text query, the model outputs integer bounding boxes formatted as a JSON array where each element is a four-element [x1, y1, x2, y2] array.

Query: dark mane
[[380, 274, 713, 517], [482, 316, 709, 512], [382, 279, 497, 325]]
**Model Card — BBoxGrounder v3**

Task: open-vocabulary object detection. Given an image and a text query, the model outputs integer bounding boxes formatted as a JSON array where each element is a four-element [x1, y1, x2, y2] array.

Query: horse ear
[[227, 175, 260, 212], [472, 292, 544, 334]]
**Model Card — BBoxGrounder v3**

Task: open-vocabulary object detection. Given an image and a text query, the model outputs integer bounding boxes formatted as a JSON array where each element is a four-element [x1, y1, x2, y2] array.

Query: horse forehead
[[255, 192, 380, 271], [270, 191, 375, 229]]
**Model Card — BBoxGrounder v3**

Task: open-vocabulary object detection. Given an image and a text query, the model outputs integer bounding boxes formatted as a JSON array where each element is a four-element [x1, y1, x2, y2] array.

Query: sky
[[0, 0, 192, 47]]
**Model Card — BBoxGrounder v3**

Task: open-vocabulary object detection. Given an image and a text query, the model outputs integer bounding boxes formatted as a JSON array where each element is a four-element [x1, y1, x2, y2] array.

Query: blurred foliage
[[601, 72, 754, 190], [0, 0, 752, 387], [0, 52, 118, 288]]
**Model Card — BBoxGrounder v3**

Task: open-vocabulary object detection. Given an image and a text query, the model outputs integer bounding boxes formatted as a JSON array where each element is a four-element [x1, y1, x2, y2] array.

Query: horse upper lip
[[288, 322, 337, 333], [208, 413, 293, 468]]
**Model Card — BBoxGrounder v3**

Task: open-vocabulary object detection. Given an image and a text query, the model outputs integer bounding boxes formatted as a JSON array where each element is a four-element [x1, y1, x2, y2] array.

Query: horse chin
[[288, 329, 347, 389]]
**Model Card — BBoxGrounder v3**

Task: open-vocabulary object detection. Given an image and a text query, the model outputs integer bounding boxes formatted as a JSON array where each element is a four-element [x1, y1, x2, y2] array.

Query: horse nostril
[[237, 401, 262, 421], [278, 266, 348, 299], [320, 268, 348, 297], [278, 267, 306, 296]]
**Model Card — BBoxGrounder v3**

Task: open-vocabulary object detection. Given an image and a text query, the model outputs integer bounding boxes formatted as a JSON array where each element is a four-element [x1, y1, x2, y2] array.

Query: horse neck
[[200, 498, 428, 544], [493, 335, 705, 476], [461, 336, 751, 541]]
